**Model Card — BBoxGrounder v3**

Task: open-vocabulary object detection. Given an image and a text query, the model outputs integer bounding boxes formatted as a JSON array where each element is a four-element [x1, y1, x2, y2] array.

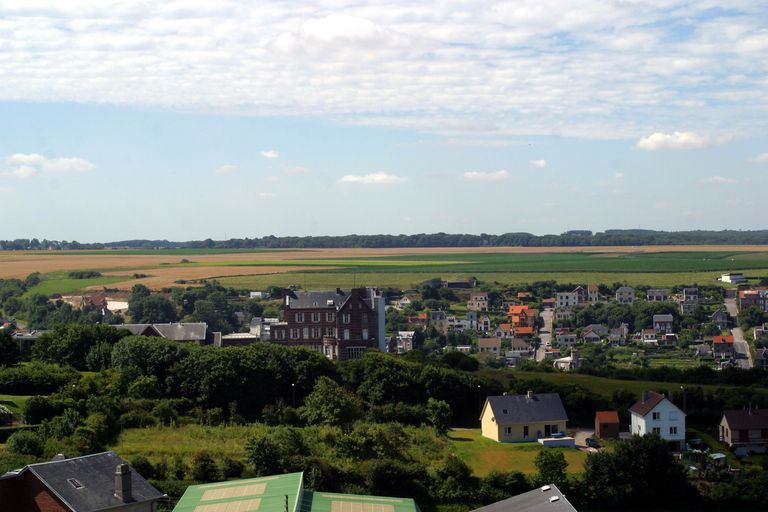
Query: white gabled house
[[629, 391, 686, 450]]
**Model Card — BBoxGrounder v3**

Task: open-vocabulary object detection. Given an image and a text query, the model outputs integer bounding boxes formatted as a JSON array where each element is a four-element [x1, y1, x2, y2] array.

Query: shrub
[[7, 429, 43, 456]]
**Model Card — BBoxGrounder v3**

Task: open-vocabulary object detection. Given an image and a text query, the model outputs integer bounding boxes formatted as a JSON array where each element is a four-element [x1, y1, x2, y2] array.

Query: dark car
[[586, 438, 600, 448]]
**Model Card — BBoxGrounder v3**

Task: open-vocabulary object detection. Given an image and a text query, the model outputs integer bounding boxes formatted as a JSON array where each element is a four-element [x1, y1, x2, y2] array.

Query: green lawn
[[448, 428, 587, 476], [503, 371, 768, 399], [0, 395, 31, 415], [23, 272, 127, 297]]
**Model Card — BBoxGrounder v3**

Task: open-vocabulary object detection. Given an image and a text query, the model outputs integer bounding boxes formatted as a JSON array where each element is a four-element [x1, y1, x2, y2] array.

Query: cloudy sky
[[1, 1, 767, 241]]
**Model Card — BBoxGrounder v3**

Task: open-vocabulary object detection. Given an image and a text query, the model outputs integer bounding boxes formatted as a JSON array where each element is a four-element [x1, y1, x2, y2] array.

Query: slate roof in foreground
[[483, 393, 568, 424], [470, 484, 577, 512]]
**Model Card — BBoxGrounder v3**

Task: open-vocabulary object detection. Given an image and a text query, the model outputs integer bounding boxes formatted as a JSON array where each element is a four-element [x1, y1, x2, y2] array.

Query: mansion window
[[669, 426, 678, 435], [311, 312, 320, 322], [343, 329, 350, 340], [362, 328, 369, 340], [652, 427, 661, 434], [346, 346, 366, 359], [342, 313, 351, 324], [295, 312, 305, 323], [652, 412, 661, 420], [302, 327, 309, 340], [326, 312, 335, 322]]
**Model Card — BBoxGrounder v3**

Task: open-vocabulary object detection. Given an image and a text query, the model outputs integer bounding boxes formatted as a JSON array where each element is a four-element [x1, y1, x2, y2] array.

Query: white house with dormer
[[629, 391, 686, 450]]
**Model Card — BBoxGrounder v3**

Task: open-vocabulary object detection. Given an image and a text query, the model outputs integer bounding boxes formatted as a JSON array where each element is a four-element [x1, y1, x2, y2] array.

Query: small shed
[[595, 410, 620, 439]]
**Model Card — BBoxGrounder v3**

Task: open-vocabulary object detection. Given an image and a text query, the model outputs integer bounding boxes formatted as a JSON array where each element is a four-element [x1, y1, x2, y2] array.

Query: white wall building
[[629, 391, 686, 450], [556, 292, 578, 309]]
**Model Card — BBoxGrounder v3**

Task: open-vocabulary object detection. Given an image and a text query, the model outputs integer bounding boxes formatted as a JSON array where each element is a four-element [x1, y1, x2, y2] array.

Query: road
[[725, 298, 753, 369], [536, 309, 553, 362]]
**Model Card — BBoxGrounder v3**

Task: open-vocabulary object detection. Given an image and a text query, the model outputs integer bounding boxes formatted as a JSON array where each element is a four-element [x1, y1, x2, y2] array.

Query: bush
[[190, 451, 219, 482], [7, 429, 43, 456], [68, 271, 103, 279], [23, 396, 60, 424]]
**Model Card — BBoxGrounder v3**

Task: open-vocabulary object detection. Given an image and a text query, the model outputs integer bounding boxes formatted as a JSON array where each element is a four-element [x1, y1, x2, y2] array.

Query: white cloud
[[286, 166, 308, 175], [339, 172, 405, 185], [701, 175, 737, 184], [636, 132, 731, 150], [258, 192, 276, 197], [0, 2, 763, 139], [5, 153, 95, 178], [260, 150, 279, 159], [462, 170, 510, 181], [614, 172, 624, 179], [529, 159, 547, 169], [214, 164, 239, 174], [749, 153, 768, 164]]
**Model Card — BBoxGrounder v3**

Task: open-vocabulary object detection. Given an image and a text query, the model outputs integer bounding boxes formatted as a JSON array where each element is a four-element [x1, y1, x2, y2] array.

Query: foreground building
[[0, 451, 163, 512], [480, 392, 568, 442], [719, 408, 768, 456], [470, 484, 577, 512], [629, 391, 686, 450], [173, 472, 419, 512], [270, 288, 385, 360]]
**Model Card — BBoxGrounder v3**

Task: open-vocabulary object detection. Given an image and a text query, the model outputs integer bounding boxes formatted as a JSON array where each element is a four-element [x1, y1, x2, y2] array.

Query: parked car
[[586, 438, 600, 448]]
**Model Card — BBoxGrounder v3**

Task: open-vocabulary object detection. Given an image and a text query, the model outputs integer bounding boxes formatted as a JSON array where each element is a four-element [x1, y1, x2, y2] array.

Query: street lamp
[[476, 384, 482, 416], [680, 385, 686, 413], [291, 383, 296, 407]]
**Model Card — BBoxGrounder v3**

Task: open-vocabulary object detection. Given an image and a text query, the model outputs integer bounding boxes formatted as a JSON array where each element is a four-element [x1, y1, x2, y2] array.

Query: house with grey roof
[[480, 392, 568, 442], [652, 314, 674, 334], [470, 484, 577, 512], [615, 286, 634, 304], [117, 322, 215, 343], [0, 451, 163, 511]]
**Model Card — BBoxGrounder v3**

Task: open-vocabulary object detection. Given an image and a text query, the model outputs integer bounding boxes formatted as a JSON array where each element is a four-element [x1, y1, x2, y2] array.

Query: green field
[[504, 371, 768, 399], [448, 428, 586, 475], [22, 272, 127, 297], [0, 395, 31, 415]]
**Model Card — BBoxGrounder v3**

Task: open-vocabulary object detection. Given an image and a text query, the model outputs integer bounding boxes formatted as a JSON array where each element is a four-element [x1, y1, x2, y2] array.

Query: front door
[[545, 424, 551, 437]]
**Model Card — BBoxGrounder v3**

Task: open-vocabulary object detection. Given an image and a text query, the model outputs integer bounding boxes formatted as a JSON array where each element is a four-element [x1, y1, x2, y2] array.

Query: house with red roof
[[630, 391, 686, 451], [712, 335, 735, 359], [595, 410, 620, 439]]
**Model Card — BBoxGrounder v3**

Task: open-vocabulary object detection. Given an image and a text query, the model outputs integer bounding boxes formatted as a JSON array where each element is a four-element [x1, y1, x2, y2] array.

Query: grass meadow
[[448, 428, 587, 476], [0, 395, 31, 415]]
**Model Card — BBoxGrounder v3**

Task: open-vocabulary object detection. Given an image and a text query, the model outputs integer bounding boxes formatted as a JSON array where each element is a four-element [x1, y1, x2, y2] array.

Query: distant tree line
[[5, 229, 768, 250]]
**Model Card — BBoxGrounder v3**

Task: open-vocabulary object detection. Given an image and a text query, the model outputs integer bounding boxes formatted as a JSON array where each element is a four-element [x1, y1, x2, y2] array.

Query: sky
[[0, 0, 767, 242]]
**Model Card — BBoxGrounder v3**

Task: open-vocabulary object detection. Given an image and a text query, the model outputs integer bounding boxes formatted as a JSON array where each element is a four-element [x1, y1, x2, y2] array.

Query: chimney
[[642, 390, 650, 403], [115, 464, 132, 503]]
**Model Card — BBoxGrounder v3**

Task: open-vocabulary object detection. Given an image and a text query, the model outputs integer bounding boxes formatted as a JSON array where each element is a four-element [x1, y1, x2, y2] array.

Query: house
[[270, 288, 385, 360], [629, 391, 686, 450], [653, 314, 674, 334], [721, 272, 747, 284], [408, 312, 429, 329], [679, 287, 699, 314], [394, 331, 416, 354], [118, 322, 215, 343], [429, 310, 447, 333], [445, 278, 475, 289], [646, 288, 671, 302], [249, 316, 280, 340], [480, 392, 568, 442], [755, 348, 768, 369], [581, 329, 601, 343], [573, 286, 587, 304], [467, 291, 489, 312], [217, 332, 259, 347], [710, 309, 729, 330], [517, 291, 532, 300], [556, 292, 578, 309], [587, 284, 599, 302], [509, 305, 537, 327], [555, 332, 577, 348], [553, 350, 580, 371], [479, 314, 492, 332], [544, 348, 562, 358], [505, 339, 534, 365], [515, 326, 534, 338], [249, 291, 267, 299], [455, 345, 472, 353], [541, 297, 556, 309], [607, 323, 629, 345], [660, 333, 678, 346], [712, 335, 735, 359], [554, 307, 574, 322], [478, 337, 502, 357], [173, 472, 419, 512], [615, 286, 634, 304], [694, 344, 713, 358], [595, 410, 620, 439], [739, 289, 768, 313], [753, 322, 768, 340], [469, 483, 577, 512], [719, 409, 768, 456], [494, 323, 513, 339], [397, 294, 417, 309], [583, 324, 609, 337], [641, 328, 658, 344], [0, 451, 162, 512]]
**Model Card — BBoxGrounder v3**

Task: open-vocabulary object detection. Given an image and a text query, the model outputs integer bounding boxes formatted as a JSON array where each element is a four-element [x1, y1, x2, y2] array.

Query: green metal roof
[[172, 472, 420, 512], [301, 491, 420, 512], [173, 472, 303, 512]]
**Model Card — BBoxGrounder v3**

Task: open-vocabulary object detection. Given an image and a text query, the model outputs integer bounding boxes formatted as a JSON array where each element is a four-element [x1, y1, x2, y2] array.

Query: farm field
[[503, 371, 768, 400], [0, 395, 31, 415], [448, 428, 586, 476], [2, 246, 768, 294]]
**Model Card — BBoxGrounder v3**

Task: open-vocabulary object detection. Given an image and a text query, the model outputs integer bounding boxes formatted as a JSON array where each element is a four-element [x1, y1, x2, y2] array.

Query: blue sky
[[0, 1, 766, 241]]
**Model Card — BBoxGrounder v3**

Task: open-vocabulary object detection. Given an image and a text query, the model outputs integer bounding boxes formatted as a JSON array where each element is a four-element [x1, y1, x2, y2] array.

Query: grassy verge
[[448, 428, 586, 476], [0, 395, 31, 415]]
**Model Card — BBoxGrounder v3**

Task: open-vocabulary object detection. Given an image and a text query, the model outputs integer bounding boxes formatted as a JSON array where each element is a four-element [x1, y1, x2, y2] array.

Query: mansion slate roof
[[470, 484, 577, 512], [483, 393, 568, 424]]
